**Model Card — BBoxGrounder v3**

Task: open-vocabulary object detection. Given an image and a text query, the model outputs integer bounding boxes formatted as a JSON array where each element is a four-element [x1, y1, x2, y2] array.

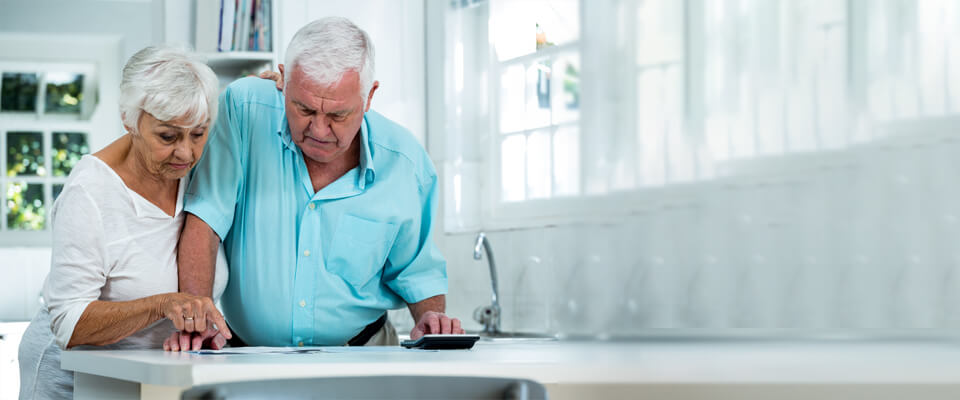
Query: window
[[440, 0, 960, 230], [0, 62, 93, 234], [490, 0, 581, 203]]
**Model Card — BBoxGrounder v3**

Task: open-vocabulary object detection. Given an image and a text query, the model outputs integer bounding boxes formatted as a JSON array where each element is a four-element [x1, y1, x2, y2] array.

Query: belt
[[348, 313, 388, 346], [224, 313, 388, 347]]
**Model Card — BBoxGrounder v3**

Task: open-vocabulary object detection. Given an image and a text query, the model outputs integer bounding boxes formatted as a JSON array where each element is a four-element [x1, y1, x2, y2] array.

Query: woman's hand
[[158, 293, 232, 340], [258, 64, 284, 90]]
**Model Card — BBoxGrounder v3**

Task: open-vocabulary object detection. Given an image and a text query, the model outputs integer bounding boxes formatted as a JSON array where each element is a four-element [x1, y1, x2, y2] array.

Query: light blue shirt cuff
[[393, 277, 448, 305], [184, 194, 234, 241]]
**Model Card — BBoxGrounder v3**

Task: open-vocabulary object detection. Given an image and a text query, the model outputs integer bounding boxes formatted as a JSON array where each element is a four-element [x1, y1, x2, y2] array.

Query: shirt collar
[[358, 114, 376, 188], [276, 112, 377, 188]]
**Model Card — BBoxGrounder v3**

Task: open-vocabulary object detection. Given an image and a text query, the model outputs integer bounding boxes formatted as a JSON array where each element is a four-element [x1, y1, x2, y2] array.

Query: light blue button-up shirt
[[185, 77, 447, 346]]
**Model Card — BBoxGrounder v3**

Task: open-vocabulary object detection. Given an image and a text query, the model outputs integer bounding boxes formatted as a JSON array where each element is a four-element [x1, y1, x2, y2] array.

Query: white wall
[[0, 0, 164, 63]]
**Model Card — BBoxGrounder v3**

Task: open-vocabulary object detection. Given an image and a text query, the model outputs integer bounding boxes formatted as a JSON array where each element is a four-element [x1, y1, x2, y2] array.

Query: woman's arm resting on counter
[[68, 293, 231, 348]]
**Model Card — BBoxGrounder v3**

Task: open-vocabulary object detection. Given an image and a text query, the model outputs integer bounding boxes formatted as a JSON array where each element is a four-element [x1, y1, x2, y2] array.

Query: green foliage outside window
[[53, 184, 64, 202], [7, 182, 44, 230], [1, 72, 38, 112], [53, 132, 88, 177], [7, 131, 45, 177], [45, 73, 83, 114]]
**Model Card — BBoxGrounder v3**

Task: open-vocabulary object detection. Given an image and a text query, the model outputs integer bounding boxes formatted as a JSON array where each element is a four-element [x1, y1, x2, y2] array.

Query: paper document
[[187, 346, 430, 355]]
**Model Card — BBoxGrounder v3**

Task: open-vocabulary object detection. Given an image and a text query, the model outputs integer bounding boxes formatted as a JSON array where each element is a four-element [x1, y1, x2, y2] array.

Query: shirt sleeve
[[43, 185, 107, 349], [383, 164, 448, 304], [184, 85, 246, 240]]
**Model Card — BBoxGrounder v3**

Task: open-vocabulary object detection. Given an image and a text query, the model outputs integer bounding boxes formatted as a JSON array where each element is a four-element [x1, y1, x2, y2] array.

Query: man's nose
[[309, 114, 332, 136]]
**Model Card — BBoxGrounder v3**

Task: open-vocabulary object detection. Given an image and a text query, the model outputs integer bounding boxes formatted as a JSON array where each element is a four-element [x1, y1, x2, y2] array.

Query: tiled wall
[[426, 130, 960, 335]]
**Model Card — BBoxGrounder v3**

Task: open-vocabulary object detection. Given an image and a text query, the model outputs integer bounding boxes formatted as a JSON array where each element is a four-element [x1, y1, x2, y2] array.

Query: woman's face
[[132, 111, 210, 180]]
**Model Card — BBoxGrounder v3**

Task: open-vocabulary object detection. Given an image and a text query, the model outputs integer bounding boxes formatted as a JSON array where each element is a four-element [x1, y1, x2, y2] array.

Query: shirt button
[[298, 341, 304, 347], [303, 250, 310, 257], [308, 203, 316, 210], [299, 300, 306, 307]]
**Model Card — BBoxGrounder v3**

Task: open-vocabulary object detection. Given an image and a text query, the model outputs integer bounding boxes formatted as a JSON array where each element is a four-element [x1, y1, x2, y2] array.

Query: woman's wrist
[[151, 293, 171, 321]]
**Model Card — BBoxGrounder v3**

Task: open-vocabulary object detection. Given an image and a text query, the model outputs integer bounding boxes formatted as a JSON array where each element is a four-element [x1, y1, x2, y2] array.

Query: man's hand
[[409, 310, 465, 340], [163, 328, 227, 352]]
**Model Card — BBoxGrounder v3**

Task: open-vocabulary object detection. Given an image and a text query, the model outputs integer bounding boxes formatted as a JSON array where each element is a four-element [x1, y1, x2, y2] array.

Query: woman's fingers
[[192, 299, 207, 332], [208, 307, 232, 339]]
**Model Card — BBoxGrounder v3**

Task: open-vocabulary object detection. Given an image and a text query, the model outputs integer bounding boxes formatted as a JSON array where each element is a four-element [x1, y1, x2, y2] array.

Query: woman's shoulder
[[55, 155, 128, 209]]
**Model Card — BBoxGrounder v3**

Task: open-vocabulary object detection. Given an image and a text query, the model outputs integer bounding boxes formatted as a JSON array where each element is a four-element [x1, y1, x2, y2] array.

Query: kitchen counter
[[61, 338, 960, 399]]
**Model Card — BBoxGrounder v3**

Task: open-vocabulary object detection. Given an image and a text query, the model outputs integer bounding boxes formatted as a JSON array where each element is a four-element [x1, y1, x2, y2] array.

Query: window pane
[[552, 125, 579, 197], [499, 64, 526, 133], [45, 73, 83, 114], [527, 130, 552, 199], [52, 132, 89, 177], [525, 61, 552, 129], [551, 54, 580, 124], [490, 0, 580, 61], [53, 183, 64, 202], [1, 72, 39, 112], [7, 131, 45, 177], [637, 68, 666, 186], [501, 134, 526, 202], [7, 182, 45, 230], [636, 0, 683, 65]]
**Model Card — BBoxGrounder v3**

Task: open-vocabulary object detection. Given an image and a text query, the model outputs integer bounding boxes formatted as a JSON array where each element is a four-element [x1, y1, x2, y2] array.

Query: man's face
[[283, 65, 376, 164]]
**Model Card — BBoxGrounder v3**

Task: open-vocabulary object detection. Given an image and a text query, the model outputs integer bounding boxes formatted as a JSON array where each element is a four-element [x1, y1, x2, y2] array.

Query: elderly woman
[[18, 46, 230, 400]]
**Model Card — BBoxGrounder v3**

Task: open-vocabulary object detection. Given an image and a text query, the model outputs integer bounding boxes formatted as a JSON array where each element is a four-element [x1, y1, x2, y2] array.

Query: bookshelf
[[194, 0, 279, 89]]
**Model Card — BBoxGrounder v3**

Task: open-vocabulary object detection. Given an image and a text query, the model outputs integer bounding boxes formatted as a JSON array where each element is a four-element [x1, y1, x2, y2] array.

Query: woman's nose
[[174, 139, 193, 161]]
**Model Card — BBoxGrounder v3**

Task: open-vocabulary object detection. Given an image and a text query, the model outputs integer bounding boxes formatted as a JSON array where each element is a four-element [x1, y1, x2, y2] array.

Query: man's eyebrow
[[328, 107, 354, 116], [293, 100, 314, 110]]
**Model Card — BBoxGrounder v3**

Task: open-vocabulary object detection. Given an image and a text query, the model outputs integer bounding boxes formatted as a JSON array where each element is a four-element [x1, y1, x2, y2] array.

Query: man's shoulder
[[223, 76, 284, 108], [366, 111, 432, 172]]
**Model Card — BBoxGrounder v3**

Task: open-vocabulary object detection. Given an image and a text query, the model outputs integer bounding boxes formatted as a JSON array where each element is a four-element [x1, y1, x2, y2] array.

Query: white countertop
[[60, 338, 960, 388]]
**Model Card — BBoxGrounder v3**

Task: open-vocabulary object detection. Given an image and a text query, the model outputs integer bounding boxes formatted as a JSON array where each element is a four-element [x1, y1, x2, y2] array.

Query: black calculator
[[400, 334, 480, 350]]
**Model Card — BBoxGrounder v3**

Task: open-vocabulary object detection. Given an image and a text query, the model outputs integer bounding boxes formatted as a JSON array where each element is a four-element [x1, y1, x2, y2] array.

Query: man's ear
[[364, 80, 379, 112], [277, 64, 286, 91]]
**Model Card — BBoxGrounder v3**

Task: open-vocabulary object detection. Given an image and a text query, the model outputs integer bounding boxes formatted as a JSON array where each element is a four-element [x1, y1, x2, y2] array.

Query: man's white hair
[[284, 17, 376, 107], [119, 45, 219, 133]]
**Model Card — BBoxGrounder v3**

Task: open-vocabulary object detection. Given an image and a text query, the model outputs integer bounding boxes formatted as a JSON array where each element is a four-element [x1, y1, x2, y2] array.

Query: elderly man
[[170, 17, 461, 350]]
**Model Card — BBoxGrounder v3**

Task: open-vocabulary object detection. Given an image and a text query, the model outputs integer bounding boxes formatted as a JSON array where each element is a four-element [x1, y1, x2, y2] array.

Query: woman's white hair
[[119, 45, 219, 133], [284, 17, 375, 107]]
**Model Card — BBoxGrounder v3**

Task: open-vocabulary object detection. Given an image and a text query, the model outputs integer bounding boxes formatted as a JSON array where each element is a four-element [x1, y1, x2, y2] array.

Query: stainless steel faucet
[[473, 232, 501, 334]]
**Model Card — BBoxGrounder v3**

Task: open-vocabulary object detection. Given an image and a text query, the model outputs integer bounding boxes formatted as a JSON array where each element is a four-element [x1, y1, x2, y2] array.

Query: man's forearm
[[178, 213, 219, 297], [407, 294, 445, 323]]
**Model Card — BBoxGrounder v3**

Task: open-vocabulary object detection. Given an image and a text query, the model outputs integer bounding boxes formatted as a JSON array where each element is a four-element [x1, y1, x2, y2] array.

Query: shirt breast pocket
[[326, 214, 400, 287]]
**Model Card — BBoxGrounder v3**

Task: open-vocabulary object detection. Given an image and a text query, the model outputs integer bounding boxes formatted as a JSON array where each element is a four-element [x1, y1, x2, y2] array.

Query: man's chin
[[302, 149, 338, 164]]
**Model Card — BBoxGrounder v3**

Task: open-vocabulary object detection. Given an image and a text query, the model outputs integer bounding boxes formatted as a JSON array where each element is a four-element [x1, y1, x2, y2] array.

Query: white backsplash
[[428, 132, 960, 335]]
